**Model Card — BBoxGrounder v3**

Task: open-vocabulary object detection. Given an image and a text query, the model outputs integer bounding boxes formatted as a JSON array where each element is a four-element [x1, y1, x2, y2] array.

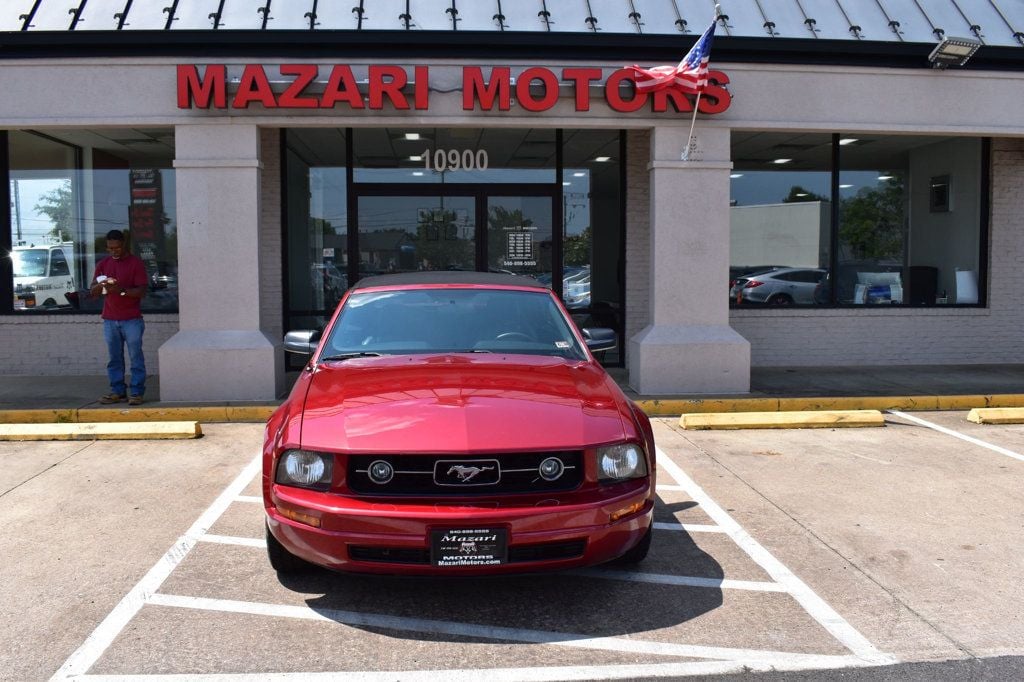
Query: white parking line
[[888, 410, 1024, 463], [655, 447, 894, 665], [79, 656, 886, 682], [49, 454, 263, 682], [653, 522, 725, 533], [571, 568, 786, 592], [234, 495, 262, 504], [199, 534, 266, 548], [146, 593, 860, 666]]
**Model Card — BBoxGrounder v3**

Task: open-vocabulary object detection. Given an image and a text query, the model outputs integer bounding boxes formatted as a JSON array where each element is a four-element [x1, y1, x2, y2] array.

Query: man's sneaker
[[99, 393, 126, 404], [128, 395, 144, 406]]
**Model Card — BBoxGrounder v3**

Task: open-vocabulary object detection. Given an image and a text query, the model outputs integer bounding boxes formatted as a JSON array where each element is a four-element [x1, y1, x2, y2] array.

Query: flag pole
[[682, 4, 720, 162], [681, 92, 701, 161]]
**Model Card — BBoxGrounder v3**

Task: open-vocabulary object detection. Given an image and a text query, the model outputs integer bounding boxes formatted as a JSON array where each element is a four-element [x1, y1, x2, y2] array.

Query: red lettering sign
[[174, 64, 731, 115]]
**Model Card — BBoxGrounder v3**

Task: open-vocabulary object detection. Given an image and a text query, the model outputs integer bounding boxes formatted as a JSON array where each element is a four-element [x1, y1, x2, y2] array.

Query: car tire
[[767, 294, 794, 305], [266, 523, 314, 573], [611, 524, 652, 565]]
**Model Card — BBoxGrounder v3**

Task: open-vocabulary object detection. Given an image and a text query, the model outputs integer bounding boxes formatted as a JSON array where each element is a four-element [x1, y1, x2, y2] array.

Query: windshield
[[322, 287, 587, 360], [12, 250, 47, 278]]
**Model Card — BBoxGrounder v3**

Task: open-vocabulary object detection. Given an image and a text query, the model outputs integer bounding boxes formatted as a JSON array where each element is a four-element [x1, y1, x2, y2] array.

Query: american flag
[[631, 18, 717, 94]]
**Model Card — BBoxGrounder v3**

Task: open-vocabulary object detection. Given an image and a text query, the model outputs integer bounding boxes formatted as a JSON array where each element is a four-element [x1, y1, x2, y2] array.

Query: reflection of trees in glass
[[839, 175, 905, 260], [34, 180, 74, 242], [489, 206, 532, 230], [564, 225, 592, 266], [416, 208, 473, 270], [782, 185, 827, 203]]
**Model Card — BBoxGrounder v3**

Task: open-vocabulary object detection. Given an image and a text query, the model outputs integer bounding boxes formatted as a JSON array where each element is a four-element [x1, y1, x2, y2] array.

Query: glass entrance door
[[356, 195, 475, 278], [486, 195, 554, 285]]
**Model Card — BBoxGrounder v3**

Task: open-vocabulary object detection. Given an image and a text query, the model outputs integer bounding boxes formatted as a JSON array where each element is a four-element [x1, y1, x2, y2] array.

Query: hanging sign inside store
[[177, 64, 731, 114]]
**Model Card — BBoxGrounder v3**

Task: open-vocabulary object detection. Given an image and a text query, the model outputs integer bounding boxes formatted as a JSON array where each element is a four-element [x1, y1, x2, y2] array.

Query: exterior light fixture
[[409, 155, 423, 161], [927, 36, 982, 69], [404, 133, 421, 140], [593, 156, 611, 162], [839, 138, 858, 145], [772, 158, 792, 164]]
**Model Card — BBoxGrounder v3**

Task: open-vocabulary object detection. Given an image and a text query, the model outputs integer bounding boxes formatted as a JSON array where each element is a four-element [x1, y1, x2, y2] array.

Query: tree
[[564, 226, 592, 266], [415, 208, 473, 270], [839, 176, 906, 261], [34, 180, 74, 242]]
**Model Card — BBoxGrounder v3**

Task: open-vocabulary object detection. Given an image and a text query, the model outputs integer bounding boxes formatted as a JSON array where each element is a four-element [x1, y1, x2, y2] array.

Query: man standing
[[90, 229, 148, 405]]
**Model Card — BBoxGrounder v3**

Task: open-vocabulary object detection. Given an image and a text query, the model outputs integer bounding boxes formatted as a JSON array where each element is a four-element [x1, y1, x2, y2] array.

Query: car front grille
[[347, 540, 587, 565], [346, 451, 583, 496]]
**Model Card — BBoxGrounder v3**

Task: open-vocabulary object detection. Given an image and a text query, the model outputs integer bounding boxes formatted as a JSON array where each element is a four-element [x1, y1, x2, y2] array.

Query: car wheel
[[42, 298, 58, 307], [611, 524, 652, 565], [768, 294, 794, 305], [266, 523, 313, 573]]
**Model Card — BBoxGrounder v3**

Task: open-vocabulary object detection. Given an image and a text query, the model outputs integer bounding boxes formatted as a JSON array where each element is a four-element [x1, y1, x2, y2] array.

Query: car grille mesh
[[347, 451, 583, 495]]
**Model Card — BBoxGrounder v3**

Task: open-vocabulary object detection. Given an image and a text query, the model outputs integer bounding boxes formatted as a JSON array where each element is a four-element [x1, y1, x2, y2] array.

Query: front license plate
[[431, 528, 508, 567]]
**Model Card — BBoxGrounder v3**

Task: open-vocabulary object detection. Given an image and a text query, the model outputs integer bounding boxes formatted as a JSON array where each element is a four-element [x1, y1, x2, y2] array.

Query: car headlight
[[597, 443, 648, 482], [275, 450, 333, 490]]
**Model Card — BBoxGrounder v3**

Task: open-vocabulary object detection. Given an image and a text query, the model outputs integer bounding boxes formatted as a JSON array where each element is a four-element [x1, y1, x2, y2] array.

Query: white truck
[[12, 242, 77, 310]]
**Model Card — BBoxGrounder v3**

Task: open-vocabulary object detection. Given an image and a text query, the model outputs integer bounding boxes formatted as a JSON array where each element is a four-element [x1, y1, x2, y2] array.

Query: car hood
[[299, 354, 630, 452]]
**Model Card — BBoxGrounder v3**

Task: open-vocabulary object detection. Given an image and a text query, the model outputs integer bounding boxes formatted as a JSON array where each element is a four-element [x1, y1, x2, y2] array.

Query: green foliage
[[564, 225, 592, 266], [839, 176, 906, 261], [416, 208, 473, 269], [33, 180, 74, 242]]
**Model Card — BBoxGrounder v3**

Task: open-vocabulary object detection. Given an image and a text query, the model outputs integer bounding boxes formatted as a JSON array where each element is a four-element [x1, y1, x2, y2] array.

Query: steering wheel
[[495, 332, 533, 342]]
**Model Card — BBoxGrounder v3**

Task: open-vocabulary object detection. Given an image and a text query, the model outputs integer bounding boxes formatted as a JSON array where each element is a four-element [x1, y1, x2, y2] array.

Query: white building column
[[158, 124, 283, 401], [628, 126, 750, 395]]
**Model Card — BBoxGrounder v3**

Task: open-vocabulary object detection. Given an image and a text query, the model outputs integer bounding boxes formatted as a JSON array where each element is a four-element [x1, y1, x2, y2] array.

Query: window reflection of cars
[[735, 267, 827, 305], [266, 272, 653, 575], [12, 243, 76, 310], [729, 265, 785, 302], [311, 263, 345, 300]]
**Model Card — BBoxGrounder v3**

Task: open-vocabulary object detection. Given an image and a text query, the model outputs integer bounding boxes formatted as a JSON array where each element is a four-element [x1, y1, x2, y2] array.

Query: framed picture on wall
[[930, 175, 951, 212]]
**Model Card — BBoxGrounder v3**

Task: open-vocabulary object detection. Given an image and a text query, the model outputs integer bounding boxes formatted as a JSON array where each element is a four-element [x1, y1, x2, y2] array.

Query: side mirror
[[581, 327, 617, 353], [283, 329, 321, 356]]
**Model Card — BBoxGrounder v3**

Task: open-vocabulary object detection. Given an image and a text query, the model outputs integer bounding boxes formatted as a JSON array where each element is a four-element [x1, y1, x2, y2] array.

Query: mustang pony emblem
[[447, 464, 495, 482]]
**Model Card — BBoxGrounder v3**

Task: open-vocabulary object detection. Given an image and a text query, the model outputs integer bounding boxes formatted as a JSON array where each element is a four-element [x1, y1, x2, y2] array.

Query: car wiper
[[319, 352, 384, 362]]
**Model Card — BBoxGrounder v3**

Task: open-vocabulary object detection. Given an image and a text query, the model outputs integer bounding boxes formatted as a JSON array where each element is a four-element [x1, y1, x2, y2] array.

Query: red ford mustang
[[263, 272, 655, 575]]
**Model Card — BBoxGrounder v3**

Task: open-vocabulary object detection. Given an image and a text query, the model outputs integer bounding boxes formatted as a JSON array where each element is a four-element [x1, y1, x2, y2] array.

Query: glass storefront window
[[5, 129, 178, 314], [730, 133, 984, 307], [284, 127, 626, 367], [284, 129, 348, 324]]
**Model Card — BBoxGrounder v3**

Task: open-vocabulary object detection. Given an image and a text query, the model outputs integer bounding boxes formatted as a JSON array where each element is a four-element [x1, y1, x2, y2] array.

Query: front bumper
[[266, 481, 653, 575]]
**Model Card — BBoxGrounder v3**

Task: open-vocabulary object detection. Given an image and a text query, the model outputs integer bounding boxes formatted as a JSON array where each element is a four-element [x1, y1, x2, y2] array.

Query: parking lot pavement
[[5, 412, 1022, 680], [654, 413, 1024, 662]]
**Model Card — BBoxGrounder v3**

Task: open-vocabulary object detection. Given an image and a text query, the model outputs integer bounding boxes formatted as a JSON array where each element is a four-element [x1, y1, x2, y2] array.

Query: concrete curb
[[637, 394, 1024, 417], [680, 409, 886, 430], [0, 406, 277, 425], [1, 394, 1023, 425], [0, 421, 203, 441], [967, 407, 1024, 424]]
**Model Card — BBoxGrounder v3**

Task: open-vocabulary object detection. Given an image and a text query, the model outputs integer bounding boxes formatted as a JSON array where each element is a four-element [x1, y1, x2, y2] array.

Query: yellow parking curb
[[680, 409, 885, 430], [0, 421, 203, 441], [967, 407, 1024, 424], [636, 393, 1024, 417]]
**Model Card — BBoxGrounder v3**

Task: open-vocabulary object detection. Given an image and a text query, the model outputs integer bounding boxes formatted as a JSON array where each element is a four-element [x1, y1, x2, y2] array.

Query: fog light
[[538, 456, 564, 481], [367, 459, 394, 484]]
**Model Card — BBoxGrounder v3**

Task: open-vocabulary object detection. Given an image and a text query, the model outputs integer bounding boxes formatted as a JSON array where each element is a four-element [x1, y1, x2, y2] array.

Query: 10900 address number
[[422, 148, 489, 172]]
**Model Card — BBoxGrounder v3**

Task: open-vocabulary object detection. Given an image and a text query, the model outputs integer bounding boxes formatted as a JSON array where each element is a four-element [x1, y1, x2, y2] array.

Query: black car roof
[[352, 271, 547, 291]]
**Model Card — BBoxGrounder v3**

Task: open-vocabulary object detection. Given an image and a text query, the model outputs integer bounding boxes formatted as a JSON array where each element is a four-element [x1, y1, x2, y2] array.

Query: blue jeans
[[104, 318, 146, 397]]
